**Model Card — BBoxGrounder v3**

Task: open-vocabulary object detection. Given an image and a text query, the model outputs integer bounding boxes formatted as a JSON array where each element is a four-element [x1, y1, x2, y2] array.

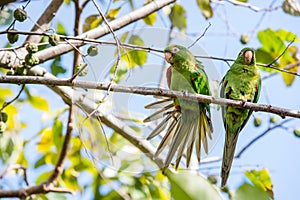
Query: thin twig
[[222, 0, 280, 12], [235, 118, 294, 158], [0, 84, 25, 111], [188, 22, 211, 49], [201, 118, 295, 164], [268, 38, 296, 67]]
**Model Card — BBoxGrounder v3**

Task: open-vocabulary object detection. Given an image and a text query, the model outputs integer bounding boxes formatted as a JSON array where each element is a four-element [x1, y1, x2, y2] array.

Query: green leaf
[[166, 170, 222, 200], [143, 1, 156, 25], [51, 56, 66, 76], [110, 59, 128, 83], [83, 14, 102, 32], [29, 95, 49, 111], [36, 171, 51, 184], [57, 22, 67, 35], [277, 29, 299, 42], [235, 183, 270, 200], [119, 32, 129, 43], [128, 35, 147, 66], [34, 155, 46, 168], [169, 3, 187, 31], [258, 28, 285, 54], [256, 48, 278, 72], [52, 119, 63, 150], [245, 169, 274, 198], [37, 128, 53, 153], [0, 8, 13, 26], [143, 11, 156, 25], [196, 0, 213, 19], [106, 7, 121, 20]]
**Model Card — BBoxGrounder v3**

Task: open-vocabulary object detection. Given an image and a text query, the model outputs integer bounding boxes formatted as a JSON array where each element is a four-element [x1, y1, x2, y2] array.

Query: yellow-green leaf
[[169, 3, 186, 31], [281, 46, 299, 86], [235, 183, 270, 200], [196, 0, 213, 19], [29, 96, 49, 111], [166, 170, 222, 200], [83, 14, 102, 32], [143, 12, 156, 25], [37, 128, 53, 153], [128, 35, 147, 66], [106, 7, 121, 20], [245, 169, 274, 199]]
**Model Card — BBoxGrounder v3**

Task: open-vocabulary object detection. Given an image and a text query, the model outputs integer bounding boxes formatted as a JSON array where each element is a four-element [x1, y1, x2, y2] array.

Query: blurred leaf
[[52, 119, 63, 151], [258, 29, 285, 54], [34, 155, 46, 168], [280, 46, 299, 86], [83, 14, 102, 32], [0, 8, 13, 26], [237, 0, 248, 2], [166, 170, 222, 200], [119, 32, 129, 43], [57, 22, 67, 35], [143, 11, 156, 25], [257, 28, 299, 86], [0, 87, 13, 102], [36, 171, 51, 184], [60, 169, 80, 190], [16, 151, 28, 167], [51, 56, 66, 76], [256, 48, 278, 72], [110, 59, 128, 83], [106, 7, 121, 20], [196, 0, 213, 19], [245, 169, 274, 199], [169, 3, 186, 31], [29, 96, 49, 111], [64, 0, 71, 4], [282, 0, 300, 16], [143, 0, 156, 25], [128, 35, 147, 66], [37, 128, 54, 153], [277, 29, 299, 42], [235, 183, 270, 200]]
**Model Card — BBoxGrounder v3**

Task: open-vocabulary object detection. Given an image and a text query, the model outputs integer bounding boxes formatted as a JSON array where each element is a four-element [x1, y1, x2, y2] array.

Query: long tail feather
[[221, 130, 240, 187], [147, 114, 172, 140], [143, 103, 174, 122]]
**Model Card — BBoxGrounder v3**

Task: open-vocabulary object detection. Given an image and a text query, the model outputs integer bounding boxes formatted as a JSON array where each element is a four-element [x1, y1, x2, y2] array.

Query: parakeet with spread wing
[[220, 47, 261, 187], [144, 44, 213, 171]]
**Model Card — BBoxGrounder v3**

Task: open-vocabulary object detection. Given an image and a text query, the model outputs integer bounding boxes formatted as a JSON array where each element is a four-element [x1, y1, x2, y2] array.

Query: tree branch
[[1, 75, 300, 119]]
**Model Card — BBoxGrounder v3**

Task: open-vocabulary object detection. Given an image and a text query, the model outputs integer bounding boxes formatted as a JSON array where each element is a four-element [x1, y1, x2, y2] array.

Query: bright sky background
[[2, 0, 300, 199]]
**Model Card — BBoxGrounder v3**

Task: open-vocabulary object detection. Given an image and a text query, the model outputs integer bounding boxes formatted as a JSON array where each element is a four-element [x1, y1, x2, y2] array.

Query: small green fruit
[[0, 121, 7, 134], [0, 112, 8, 123], [7, 30, 19, 44], [207, 175, 217, 185], [75, 63, 88, 76], [25, 54, 39, 66], [254, 117, 262, 127], [14, 8, 27, 22], [6, 69, 15, 75], [26, 43, 38, 53], [240, 34, 250, 45], [294, 129, 300, 137], [48, 34, 60, 46], [270, 116, 277, 123], [15, 65, 27, 75], [87, 46, 99, 56], [221, 185, 229, 193]]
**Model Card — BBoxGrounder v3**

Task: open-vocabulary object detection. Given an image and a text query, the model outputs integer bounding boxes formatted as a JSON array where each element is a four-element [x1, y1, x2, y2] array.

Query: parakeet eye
[[172, 47, 180, 53]]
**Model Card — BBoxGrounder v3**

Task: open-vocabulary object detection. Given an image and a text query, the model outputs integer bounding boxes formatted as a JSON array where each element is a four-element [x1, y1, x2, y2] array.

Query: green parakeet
[[220, 47, 261, 187], [144, 44, 213, 171]]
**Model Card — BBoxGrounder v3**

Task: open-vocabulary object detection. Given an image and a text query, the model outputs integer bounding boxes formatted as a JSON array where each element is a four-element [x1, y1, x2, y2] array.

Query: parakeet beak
[[244, 50, 253, 65], [164, 51, 174, 64]]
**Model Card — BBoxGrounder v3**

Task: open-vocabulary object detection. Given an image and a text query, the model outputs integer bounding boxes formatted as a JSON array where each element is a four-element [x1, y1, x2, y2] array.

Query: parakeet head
[[235, 47, 256, 65], [164, 45, 194, 64]]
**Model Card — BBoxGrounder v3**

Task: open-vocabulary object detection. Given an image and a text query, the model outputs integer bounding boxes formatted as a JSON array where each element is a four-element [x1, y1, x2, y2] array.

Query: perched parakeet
[[144, 44, 213, 171], [220, 47, 261, 187]]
